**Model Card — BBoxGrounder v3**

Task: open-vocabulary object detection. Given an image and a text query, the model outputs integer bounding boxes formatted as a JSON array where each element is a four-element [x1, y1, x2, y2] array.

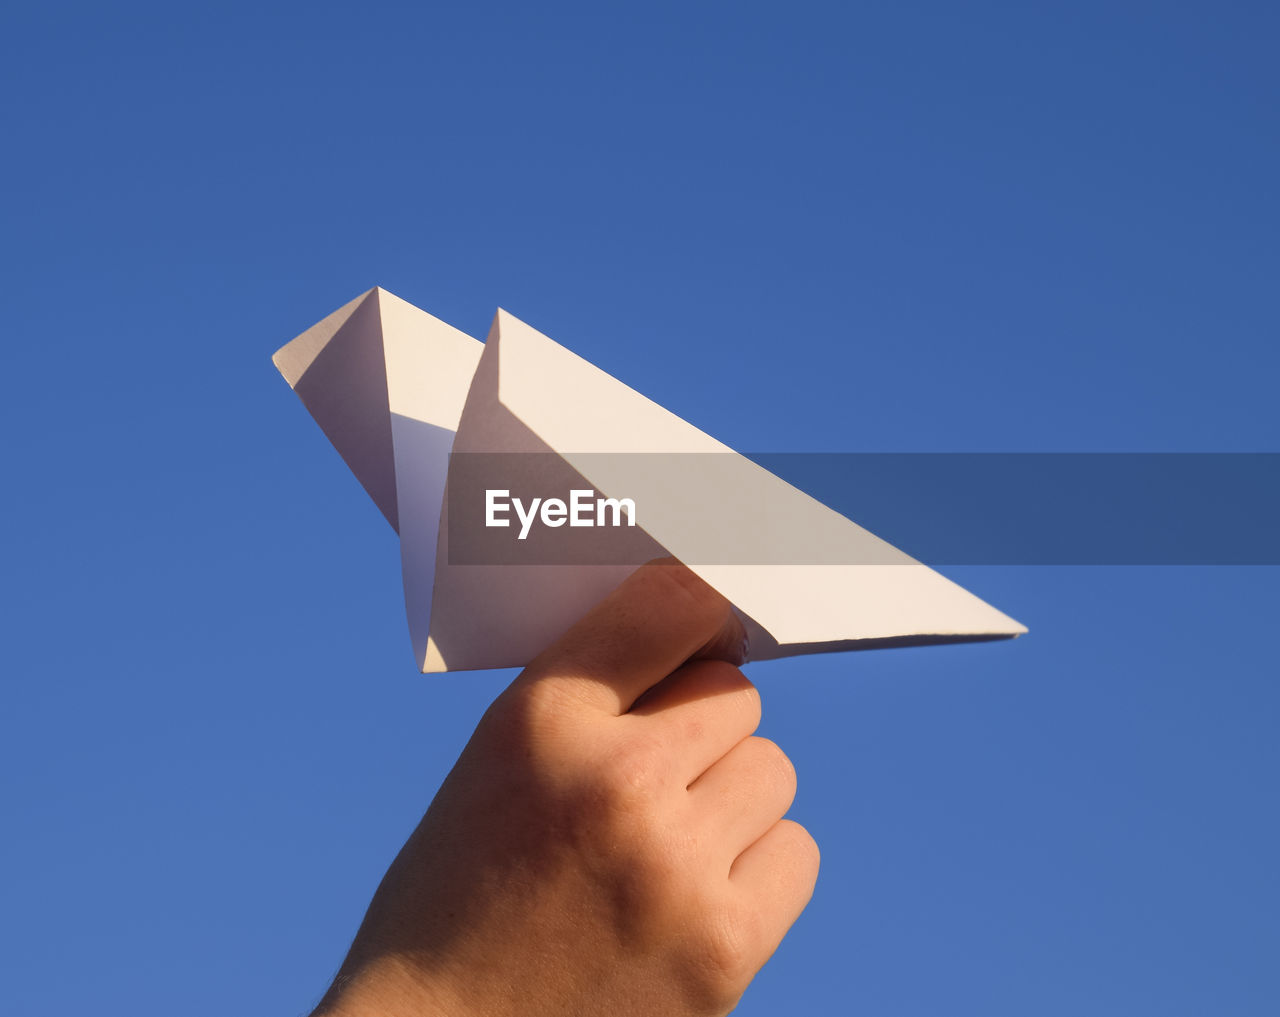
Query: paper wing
[[272, 287, 482, 668]]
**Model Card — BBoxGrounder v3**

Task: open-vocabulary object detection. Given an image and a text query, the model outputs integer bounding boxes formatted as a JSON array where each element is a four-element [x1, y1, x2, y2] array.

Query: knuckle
[[694, 658, 754, 696], [557, 734, 672, 848], [735, 677, 763, 727], [751, 736, 797, 791], [786, 819, 821, 870], [597, 734, 668, 798], [679, 660, 761, 726], [775, 819, 821, 886], [688, 907, 760, 1010]]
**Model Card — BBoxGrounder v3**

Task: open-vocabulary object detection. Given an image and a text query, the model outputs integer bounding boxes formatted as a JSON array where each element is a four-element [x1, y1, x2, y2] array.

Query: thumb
[[517, 559, 748, 716]]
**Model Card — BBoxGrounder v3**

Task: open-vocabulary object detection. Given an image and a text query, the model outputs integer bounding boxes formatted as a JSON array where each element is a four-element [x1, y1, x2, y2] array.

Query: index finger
[[516, 560, 748, 715]]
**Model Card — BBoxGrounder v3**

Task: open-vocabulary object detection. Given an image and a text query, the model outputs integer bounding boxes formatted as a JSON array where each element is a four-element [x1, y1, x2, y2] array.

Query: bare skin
[[312, 562, 819, 1017]]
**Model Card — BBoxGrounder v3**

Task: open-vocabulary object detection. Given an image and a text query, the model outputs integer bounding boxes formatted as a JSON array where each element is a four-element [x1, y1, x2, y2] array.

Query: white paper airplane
[[274, 287, 1025, 672]]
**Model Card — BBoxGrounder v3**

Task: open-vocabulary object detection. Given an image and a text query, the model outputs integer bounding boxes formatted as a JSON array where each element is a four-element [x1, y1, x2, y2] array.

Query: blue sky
[[2, 2, 1277, 1014]]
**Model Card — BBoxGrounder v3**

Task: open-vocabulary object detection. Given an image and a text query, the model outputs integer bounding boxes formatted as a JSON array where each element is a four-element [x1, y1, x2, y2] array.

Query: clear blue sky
[[3, 2, 1277, 1014]]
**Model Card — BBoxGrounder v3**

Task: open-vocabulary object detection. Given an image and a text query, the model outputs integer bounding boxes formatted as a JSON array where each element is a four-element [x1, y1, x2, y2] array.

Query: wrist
[[310, 954, 458, 1017]]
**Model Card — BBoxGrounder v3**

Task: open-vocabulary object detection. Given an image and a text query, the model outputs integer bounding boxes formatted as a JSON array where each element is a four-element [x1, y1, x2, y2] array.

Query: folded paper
[[274, 287, 1026, 672]]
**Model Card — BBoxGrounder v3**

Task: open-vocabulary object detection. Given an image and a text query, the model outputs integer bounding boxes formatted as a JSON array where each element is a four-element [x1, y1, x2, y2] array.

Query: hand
[[312, 561, 819, 1017]]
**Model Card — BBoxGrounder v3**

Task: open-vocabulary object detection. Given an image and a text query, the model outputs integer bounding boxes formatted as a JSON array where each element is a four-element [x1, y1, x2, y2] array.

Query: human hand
[[312, 561, 819, 1017]]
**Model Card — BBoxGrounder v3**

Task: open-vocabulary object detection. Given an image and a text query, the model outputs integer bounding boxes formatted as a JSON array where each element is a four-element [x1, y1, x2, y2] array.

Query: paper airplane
[[273, 287, 1025, 672]]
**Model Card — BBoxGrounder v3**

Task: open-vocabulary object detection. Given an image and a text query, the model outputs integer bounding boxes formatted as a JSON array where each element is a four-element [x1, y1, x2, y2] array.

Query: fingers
[[686, 605, 751, 667], [518, 560, 748, 715], [626, 659, 762, 781], [729, 819, 820, 957], [688, 736, 797, 860]]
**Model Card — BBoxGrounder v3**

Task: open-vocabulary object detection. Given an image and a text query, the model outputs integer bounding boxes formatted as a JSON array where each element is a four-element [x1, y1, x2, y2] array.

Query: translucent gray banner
[[444, 453, 1280, 565]]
